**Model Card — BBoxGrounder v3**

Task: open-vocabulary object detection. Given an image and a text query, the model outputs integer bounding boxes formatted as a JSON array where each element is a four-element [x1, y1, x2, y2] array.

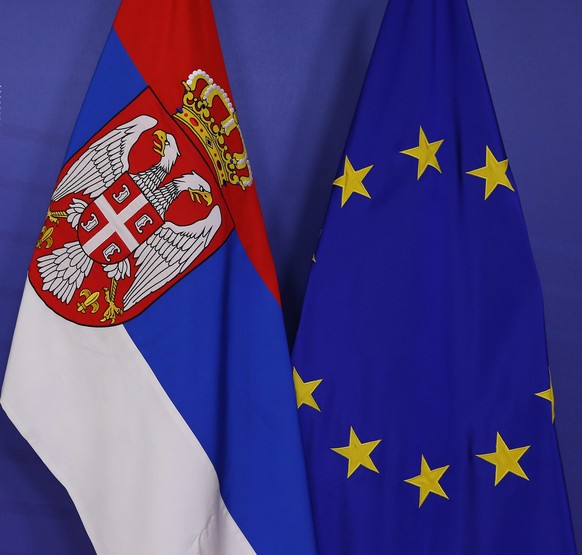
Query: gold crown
[[174, 70, 252, 190]]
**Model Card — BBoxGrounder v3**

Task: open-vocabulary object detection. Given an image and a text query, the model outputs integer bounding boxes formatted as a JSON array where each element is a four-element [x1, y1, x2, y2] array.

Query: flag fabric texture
[[292, 0, 576, 553], [1, 1, 316, 553]]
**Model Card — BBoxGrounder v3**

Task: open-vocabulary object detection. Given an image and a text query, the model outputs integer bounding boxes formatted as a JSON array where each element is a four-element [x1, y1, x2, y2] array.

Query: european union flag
[[292, 0, 576, 553]]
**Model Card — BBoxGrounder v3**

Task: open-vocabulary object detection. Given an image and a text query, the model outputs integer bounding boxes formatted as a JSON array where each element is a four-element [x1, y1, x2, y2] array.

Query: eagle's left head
[[174, 172, 213, 206]]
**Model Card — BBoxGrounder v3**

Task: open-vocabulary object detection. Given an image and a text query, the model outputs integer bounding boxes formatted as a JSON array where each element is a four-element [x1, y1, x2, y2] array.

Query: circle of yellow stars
[[293, 359, 555, 507], [304, 124, 555, 506]]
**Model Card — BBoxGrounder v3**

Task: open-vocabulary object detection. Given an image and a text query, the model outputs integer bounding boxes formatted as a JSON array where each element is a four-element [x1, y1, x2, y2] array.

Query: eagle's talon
[[47, 209, 67, 224], [100, 286, 123, 324]]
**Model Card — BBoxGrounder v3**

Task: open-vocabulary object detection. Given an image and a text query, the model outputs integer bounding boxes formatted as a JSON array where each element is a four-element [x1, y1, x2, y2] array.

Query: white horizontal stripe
[[1, 281, 255, 555]]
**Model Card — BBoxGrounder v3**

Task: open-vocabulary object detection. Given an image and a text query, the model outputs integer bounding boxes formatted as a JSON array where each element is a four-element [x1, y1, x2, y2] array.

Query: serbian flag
[[1, 1, 316, 553]]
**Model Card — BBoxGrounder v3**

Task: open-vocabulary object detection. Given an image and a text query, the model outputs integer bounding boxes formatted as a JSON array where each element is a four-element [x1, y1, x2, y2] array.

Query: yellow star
[[536, 371, 555, 423], [292, 367, 322, 411], [331, 427, 381, 478], [400, 126, 444, 179], [333, 155, 373, 207], [466, 146, 515, 199], [477, 432, 530, 485], [404, 455, 450, 507]]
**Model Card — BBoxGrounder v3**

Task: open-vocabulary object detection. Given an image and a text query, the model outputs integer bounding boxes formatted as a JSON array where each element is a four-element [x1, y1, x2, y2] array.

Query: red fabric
[[114, 0, 280, 302]]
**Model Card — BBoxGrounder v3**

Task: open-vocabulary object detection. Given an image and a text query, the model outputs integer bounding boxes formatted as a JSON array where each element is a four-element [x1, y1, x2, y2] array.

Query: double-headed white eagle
[[37, 114, 222, 323]]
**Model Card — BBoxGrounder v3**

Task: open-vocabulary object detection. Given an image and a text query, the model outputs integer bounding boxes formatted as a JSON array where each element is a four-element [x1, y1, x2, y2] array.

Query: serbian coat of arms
[[30, 71, 252, 326]]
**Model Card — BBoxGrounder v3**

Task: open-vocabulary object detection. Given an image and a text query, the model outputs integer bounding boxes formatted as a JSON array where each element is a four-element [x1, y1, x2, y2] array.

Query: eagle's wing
[[37, 241, 93, 304], [52, 115, 157, 202], [122, 206, 222, 311]]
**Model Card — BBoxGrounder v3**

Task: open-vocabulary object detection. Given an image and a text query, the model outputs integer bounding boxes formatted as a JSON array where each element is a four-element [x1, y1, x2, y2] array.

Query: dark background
[[1, 0, 580, 549]]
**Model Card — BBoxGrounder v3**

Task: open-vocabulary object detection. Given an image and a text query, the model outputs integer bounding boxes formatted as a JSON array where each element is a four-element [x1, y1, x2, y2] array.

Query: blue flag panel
[[293, 0, 576, 553]]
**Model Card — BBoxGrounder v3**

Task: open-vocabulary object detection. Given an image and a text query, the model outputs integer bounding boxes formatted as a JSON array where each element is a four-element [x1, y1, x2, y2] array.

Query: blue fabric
[[293, 0, 576, 553]]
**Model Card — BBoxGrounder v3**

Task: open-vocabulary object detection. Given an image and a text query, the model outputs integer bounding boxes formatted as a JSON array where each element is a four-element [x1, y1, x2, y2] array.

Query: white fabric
[[1, 281, 255, 555]]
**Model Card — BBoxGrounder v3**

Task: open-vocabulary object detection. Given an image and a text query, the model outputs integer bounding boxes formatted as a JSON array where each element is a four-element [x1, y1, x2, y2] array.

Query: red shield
[[29, 88, 234, 326]]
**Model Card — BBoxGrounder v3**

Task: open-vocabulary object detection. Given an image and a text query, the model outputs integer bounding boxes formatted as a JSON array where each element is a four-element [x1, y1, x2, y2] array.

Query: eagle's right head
[[153, 130, 181, 173]]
